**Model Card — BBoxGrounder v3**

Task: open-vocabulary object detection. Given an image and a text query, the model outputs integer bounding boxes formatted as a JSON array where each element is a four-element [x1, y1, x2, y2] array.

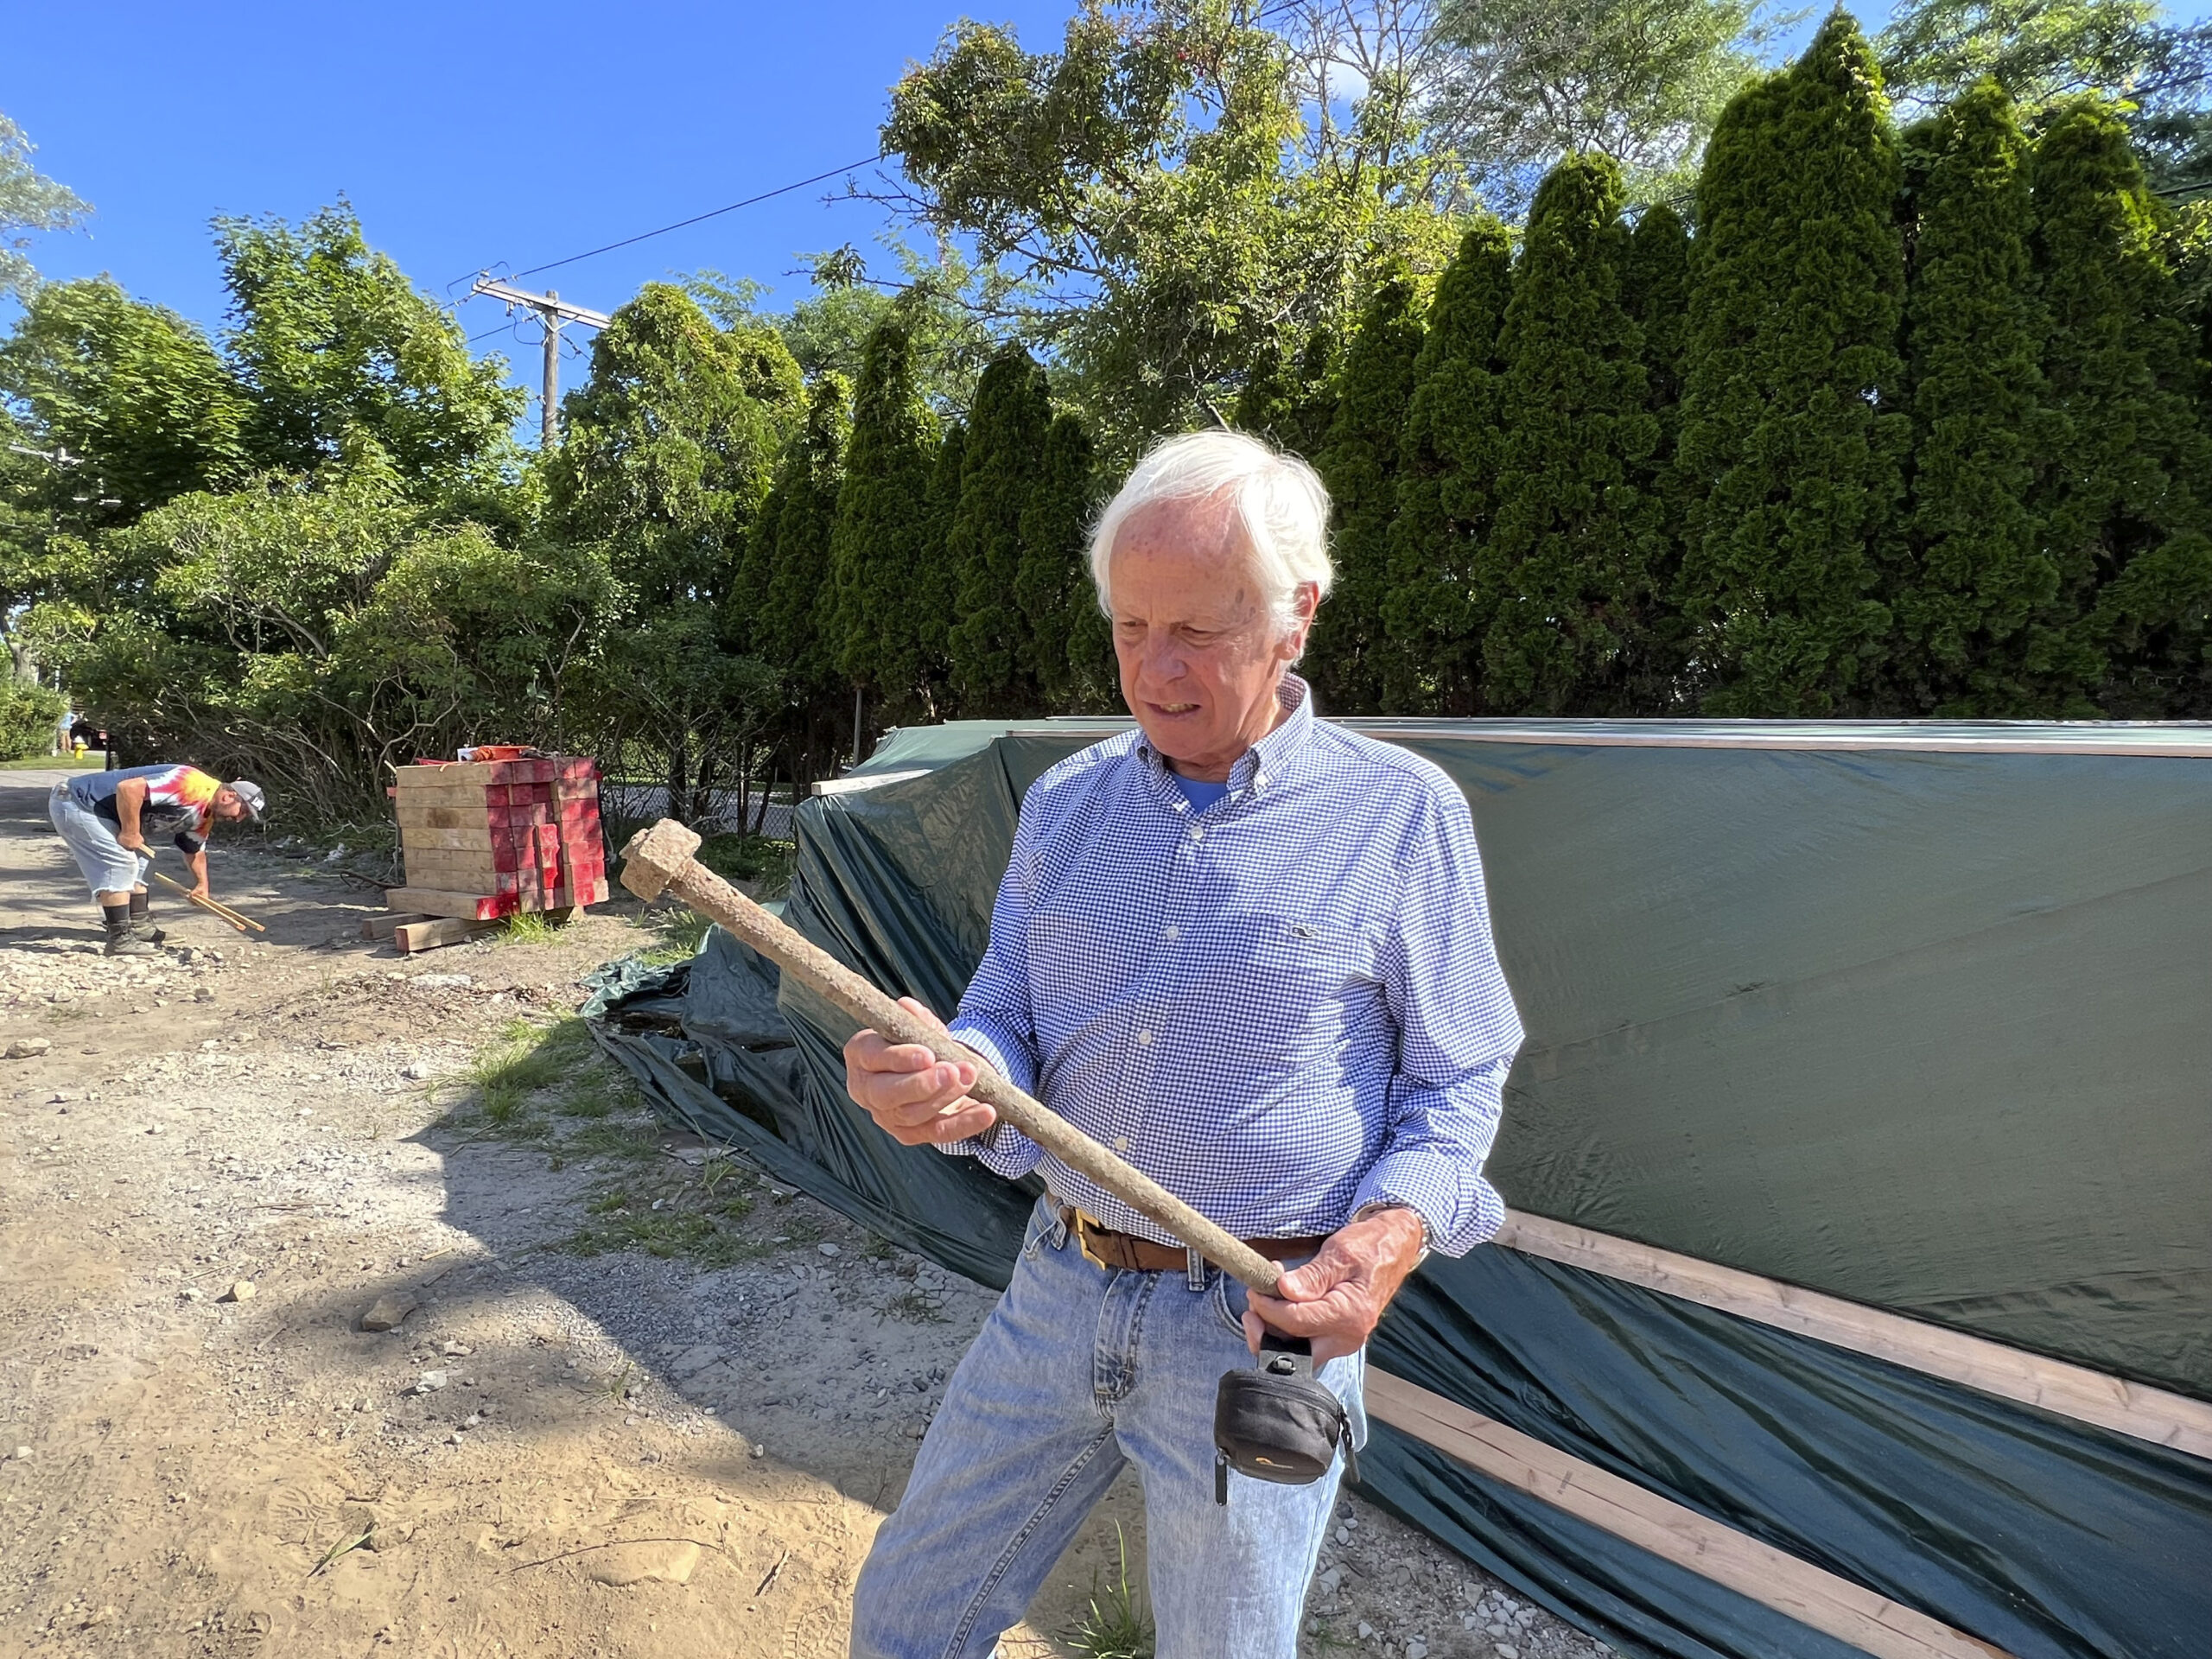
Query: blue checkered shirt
[[944, 675, 1523, 1256]]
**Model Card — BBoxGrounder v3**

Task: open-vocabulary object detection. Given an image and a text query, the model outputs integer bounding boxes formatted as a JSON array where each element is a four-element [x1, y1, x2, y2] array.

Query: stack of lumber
[[381, 756, 607, 946]]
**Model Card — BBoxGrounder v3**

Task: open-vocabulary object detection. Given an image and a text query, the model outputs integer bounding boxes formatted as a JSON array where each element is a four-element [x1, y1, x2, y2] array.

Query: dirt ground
[[0, 769, 1608, 1659]]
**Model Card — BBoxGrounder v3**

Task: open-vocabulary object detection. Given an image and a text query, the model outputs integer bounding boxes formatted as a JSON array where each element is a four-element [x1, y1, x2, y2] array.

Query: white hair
[[1088, 429, 1334, 634]]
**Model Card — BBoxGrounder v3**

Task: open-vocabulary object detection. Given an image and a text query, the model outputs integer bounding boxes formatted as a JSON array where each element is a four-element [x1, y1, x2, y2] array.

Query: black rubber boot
[[129, 893, 165, 944]]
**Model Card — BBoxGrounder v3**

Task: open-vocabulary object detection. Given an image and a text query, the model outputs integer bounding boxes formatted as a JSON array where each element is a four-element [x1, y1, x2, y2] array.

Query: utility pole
[[469, 277, 613, 448]]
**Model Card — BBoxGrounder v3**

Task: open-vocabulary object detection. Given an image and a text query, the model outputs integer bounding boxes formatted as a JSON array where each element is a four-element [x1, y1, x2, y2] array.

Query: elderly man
[[48, 763, 264, 956], [842, 429, 1522, 1657]]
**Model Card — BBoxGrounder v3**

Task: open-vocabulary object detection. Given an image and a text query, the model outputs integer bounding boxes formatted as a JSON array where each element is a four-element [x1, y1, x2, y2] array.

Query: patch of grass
[[634, 906, 714, 967], [0, 753, 103, 769], [467, 1016, 596, 1124], [498, 911, 558, 946], [1064, 1524, 1154, 1659], [556, 1119, 663, 1163], [561, 1198, 771, 1271]]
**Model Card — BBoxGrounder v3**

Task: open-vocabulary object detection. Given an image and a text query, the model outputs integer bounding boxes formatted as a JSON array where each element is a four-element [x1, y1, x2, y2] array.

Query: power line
[[510, 153, 885, 280]]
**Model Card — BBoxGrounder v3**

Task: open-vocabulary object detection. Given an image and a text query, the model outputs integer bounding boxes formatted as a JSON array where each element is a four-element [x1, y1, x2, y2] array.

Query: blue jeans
[[851, 1196, 1365, 1658]]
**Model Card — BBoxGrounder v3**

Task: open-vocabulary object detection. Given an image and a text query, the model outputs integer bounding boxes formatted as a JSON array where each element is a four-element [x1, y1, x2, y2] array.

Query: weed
[[637, 906, 713, 967], [700, 1156, 736, 1195], [586, 1188, 632, 1215], [884, 1287, 948, 1325], [499, 912, 557, 946], [601, 1363, 636, 1404], [308, 1520, 377, 1578], [860, 1234, 896, 1262], [1064, 1524, 1154, 1659]]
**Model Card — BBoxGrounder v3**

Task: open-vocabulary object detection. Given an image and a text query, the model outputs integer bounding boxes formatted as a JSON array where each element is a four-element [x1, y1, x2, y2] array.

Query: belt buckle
[[1073, 1212, 1114, 1271]]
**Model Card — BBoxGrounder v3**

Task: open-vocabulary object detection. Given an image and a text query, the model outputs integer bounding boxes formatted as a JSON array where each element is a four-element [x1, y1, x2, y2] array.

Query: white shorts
[[48, 785, 150, 899]]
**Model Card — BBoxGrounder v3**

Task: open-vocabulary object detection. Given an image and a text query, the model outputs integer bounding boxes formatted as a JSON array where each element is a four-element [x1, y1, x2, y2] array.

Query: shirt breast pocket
[[1212, 916, 1382, 1056]]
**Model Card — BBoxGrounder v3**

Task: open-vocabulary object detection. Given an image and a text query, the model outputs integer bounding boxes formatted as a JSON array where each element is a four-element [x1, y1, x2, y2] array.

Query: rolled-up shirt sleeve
[[941, 832, 1046, 1181], [1352, 782, 1524, 1255]]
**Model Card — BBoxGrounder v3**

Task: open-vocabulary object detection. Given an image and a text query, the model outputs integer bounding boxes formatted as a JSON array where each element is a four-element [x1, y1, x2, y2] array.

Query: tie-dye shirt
[[68, 765, 222, 854]]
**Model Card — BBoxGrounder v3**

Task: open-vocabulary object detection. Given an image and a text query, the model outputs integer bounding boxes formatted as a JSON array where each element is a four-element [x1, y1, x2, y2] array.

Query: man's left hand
[[1243, 1205, 1427, 1363]]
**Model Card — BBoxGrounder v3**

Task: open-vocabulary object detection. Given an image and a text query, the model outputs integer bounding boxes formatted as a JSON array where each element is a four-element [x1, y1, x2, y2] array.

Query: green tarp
[[591, 716, 2212, 1658]]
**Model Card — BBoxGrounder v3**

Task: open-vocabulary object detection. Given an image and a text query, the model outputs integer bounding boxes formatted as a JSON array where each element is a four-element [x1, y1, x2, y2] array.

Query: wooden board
[[360, 911, 433, 941], [395, 762, 501, 787], [395, 803, 486, 831], [399, 825, 496, 852], [1364, 1370, 2017, 1659], [1494, 1211, 2212, 1462], [384, 886, 507, 922], [402, 851, 501, 885], [395, 916, 501, 953], [392, 785, 495, 810]]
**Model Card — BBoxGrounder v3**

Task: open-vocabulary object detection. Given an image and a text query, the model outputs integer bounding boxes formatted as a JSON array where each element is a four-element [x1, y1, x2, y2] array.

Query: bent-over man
[[48, 764, 264, 956], [842, 429, 1523, 1656]]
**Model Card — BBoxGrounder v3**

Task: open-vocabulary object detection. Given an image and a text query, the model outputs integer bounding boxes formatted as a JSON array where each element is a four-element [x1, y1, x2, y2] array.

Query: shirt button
[[1162, 925, 1180, 942], [1189, 824, 1204, 842], [1135, 1030, 1154, 1046], [1113, 1136, 1131, 1152]]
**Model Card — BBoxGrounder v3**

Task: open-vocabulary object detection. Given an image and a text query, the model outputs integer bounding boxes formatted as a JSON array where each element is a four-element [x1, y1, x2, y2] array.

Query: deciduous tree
[[217, 205, 523, 499], [0, 113, 87, 302]]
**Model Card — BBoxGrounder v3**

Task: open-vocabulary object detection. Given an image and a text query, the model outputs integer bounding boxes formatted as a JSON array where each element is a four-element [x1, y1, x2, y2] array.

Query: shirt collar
[[1133, 672, 1317, 799]]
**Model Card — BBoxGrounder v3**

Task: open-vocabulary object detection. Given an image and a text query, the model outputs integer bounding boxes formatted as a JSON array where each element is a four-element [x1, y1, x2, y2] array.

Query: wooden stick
[[149, 869, 265, 932], [617, 820, 1286, 1294], [1365, 1370, 2018, 1659], [1494, 1211, 2212, 1462]]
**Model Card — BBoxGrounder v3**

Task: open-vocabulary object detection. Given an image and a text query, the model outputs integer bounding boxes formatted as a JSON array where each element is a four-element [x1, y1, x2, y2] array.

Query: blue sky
[[0, 1, 1071, 386], [4, 0, 2207, 412]]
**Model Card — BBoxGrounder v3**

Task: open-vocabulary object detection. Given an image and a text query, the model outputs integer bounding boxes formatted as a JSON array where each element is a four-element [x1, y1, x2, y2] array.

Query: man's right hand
[[115, 830, 145, 852], [842, 996, 998, 1147]]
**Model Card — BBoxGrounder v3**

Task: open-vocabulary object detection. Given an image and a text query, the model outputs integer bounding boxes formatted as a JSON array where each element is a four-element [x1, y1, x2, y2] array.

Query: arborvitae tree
[[1014, 411, 1106, 710], [823, 317, 938, 723], [1381, 220, 1514, 714], [746, 373, 849, 689], [2031, 98, 2212, 717], [1891, 81, 2061, 715], [946, 347, 1053, 715], [1309, 275, 1425, 712], [1481, 155, 1663, 715], [1621, 201, 1695, 702], [914, 421, 967, 714], [1233, 329, 1339, 462], [734, 372, 849, 791], [1674, 15, 1910, 715]]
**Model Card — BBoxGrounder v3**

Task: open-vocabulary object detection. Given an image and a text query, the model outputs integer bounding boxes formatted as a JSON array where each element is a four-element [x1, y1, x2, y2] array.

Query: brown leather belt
[[1058, 1205, 1324, 1274]]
